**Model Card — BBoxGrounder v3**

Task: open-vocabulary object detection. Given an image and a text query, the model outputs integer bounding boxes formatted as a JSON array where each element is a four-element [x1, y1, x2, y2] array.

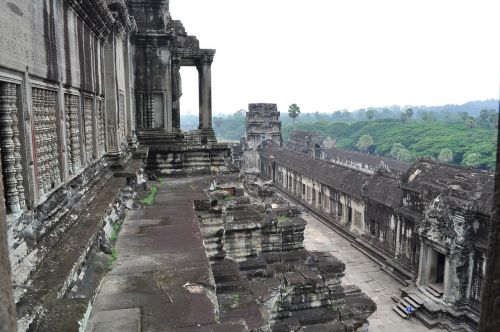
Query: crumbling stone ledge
[[15, 157, 145, 331]]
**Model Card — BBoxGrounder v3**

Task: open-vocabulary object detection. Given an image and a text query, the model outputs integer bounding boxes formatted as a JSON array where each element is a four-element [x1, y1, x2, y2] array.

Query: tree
[[438, 148, 453, 163], [288, 104, 301, 125], [390, 143, 405, 158], [401, 108, 413, 123], [323, 136, 336, 148], [465, 116, 476, 129], [488, 109, 499, 128], [463, 153, 481, 168], [366, 108, 375, 121], [390, 143, 411, 161], [356, 134, 373, 152], [422, 111, 435, 123], [460, 112, 470, 123], [478, 109, 490, 128]]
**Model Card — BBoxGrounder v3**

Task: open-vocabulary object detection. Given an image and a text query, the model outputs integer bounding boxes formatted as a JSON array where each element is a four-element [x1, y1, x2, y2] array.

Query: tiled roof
[[323, 147, 411, 173], [363, 173, 403, 210], [402, 160, 494, 214], [261, 146, 369, 199]]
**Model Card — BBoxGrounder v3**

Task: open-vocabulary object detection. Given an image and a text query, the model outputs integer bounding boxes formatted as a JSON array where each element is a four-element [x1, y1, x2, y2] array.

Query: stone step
[[403, 296, 421, 309], [407, 293, 425, 306], [392, 305, 408, 319], [424, 285, 442, 298], [428, 283, 444, 296]]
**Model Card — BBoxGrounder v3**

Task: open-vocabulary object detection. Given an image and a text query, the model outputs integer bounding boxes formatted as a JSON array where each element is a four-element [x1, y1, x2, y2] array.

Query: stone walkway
[[302, 213, 444, 332], [86, 177, 246, 332]]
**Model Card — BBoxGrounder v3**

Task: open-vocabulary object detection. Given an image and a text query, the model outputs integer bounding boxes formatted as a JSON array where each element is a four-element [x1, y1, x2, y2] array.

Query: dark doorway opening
[[436, 251, 446, 284]]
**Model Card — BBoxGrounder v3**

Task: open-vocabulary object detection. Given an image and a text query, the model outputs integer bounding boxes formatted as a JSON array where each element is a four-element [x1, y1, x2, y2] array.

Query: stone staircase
[[424, 283, 444, 298], [392, 292, 425, 319]]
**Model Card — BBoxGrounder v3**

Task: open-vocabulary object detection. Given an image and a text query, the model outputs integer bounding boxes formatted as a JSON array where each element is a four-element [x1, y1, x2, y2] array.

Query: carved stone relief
[[33, 87, 61, 196], [83, 97, 94, 164], [65, 94, 81, 175]]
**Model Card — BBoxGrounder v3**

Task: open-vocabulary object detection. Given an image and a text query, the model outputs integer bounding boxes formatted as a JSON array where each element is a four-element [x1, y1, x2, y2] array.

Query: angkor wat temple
[[1, 1, 500, 332]]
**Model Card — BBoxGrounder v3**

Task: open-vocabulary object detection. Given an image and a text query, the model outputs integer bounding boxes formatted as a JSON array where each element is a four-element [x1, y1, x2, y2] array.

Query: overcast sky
[[171, 0, 500, 115]]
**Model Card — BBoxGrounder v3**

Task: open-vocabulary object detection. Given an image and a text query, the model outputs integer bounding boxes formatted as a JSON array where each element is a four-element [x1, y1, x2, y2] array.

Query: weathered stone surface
[[194, 176, 376, 331]]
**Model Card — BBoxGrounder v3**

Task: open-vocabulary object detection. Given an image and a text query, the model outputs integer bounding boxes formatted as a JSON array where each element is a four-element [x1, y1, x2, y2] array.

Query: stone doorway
[[427, 248, 446, 296]]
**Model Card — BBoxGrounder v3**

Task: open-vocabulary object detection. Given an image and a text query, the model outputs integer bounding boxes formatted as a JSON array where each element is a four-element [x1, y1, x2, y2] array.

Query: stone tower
[[243, 103, 282, 171]]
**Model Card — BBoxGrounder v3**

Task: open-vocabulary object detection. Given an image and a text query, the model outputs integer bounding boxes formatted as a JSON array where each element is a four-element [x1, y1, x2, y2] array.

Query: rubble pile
[[194, 176, 376, 331]]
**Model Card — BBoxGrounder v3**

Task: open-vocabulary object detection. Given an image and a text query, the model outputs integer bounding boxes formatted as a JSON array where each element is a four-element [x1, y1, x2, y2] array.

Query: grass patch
[[105, 247, 118, 271], [277, 215, 289, 223], [142, 186, 158, 206], [231, 293, 240, 305], [222, 194, 235, 201], [110, 223, 121, 242]]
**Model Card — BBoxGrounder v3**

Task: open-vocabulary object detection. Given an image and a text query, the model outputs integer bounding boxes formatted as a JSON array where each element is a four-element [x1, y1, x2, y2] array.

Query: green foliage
[[390, 143, 412, 161], [277, 215, 289, 223], [356, 134, 374, 152], [288, 104, 301, 124], [110, 223, 121, 242], [478, 109, 498, 129], [463, 153, 481, 167], [421, 111, 435, 123], [231, 293, 240, 305], [212, 110, 246, 141], [106, 247, 118, 271], [282, 119, 497, 169], [401, 108, 413, 123], [222, 194, 235, 201], [142, 186, 158, 206], [366, 108, 375, 121], [438, 148, 453, 163]]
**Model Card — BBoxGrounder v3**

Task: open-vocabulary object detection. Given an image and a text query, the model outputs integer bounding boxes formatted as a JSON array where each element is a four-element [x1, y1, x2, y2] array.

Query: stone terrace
[[86, 177, 247, 331]]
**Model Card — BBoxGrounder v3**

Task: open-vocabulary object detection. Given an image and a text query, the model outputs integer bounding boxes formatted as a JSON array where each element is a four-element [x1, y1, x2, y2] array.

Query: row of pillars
[[171, 55, 212, 131]]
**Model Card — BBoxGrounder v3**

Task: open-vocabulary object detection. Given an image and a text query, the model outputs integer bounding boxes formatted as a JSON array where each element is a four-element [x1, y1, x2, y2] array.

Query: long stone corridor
[[86, 177, 246, 331], [303, 213, 444, 332]]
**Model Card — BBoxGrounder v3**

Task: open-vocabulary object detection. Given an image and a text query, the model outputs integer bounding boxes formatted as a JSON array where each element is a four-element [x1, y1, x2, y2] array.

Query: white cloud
[[171, 0, 500, 114]]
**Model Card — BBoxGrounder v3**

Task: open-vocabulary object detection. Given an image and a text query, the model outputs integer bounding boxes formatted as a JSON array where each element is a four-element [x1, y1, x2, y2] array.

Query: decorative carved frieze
[[33, 88, 61, 196], [97, 97, 106, 157], [65, 94, 81, 175], [0, 82, 20, 213], [83, 97, 94, 164]]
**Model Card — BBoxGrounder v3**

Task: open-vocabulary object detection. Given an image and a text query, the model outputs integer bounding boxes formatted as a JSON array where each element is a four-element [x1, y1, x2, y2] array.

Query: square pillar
[[197, 55, 213, 130], [171, 56, 181, 131]]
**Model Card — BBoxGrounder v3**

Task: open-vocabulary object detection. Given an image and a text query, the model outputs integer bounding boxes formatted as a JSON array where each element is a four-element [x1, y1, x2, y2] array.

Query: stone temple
[[0, 1, 500, 332]]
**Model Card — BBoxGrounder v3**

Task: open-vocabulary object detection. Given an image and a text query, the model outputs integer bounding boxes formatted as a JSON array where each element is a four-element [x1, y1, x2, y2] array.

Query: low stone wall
[[14, 154, 146, 331]]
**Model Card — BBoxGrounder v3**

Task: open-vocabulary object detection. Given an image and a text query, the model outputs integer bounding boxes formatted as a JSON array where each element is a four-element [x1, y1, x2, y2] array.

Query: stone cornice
[[175, 49, 216, 66], [63, 0, 114, 41]]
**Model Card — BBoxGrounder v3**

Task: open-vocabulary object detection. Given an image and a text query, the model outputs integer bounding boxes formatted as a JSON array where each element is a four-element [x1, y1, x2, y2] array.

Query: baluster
[[65, 94, 73, 174], [33, 88, 46, 195], [48, 91, 60, 186], [9, 84, 24, 208], [0, 83, 20, 212], [71, 95, 81, 172], [42, 89, 49, 192], [98, 98, 105, 156], [147, 94, 154, 128]]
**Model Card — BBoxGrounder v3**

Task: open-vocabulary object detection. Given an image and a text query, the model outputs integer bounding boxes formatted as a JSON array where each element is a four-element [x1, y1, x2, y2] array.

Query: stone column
[[0, 83, 20, 213], [197, 54, 213, 130], [0, 150, 16, 332], [171, 56, 181, 132]]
